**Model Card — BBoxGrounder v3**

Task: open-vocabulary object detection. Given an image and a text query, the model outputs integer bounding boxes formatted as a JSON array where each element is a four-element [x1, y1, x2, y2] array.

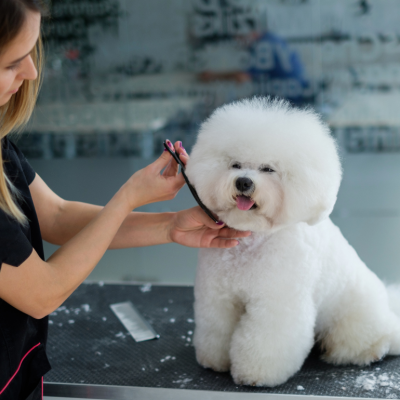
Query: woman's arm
[[0, 146, 186, 319], [0, 175, 141, 319], [31, 141, 249, 249], [31, 176, 248, 249], [30, 174, 174, 248], [31, 141, 189, 248]]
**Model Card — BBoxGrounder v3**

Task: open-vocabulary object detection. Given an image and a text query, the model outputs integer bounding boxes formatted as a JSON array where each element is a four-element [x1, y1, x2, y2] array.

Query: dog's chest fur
[[197, 222, 326, 298]]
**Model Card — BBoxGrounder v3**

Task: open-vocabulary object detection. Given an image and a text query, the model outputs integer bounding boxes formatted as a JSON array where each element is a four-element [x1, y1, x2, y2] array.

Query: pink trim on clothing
[[0, 342, 41, 395]]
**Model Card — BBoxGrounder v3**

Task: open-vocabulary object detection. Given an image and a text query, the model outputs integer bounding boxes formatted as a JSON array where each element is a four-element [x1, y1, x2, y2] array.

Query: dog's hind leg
[[319, 288, 400, 365]]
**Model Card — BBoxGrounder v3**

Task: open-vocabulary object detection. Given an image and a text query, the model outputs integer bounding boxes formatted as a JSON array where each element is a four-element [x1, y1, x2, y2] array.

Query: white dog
[[185, 97, 400, 387]]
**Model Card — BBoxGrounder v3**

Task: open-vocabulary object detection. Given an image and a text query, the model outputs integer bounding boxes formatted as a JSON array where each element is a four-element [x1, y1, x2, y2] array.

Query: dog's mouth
[[235, 195, 257, 211]]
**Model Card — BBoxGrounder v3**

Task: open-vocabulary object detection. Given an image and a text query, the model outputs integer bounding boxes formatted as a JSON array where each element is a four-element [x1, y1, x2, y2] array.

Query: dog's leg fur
[[193, 289, 242, 372], [229, 296, 316, 387], [319, 280, 400, 365]]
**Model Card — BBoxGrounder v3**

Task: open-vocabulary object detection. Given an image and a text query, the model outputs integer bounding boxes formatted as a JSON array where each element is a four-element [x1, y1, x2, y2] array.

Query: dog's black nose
[[236, 177, 254, 192]]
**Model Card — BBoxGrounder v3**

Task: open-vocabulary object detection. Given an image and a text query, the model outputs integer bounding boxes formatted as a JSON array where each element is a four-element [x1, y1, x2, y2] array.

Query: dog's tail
[[387, 284, 400, 318]]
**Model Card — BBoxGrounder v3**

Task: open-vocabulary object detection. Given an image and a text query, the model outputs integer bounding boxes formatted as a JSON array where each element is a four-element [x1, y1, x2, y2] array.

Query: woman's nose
[[19, 54, 38, 81]]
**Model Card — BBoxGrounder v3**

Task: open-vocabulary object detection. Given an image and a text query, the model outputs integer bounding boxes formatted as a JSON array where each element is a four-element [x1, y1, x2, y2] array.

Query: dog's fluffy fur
[[185, 97, 400, 387]]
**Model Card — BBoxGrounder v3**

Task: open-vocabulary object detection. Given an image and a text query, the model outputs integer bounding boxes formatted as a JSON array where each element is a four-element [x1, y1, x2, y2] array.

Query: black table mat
[[44, 283, 400, 398]]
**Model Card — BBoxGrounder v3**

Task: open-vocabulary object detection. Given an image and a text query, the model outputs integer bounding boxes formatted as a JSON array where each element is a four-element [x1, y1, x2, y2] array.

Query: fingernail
[[179, 141, 183, 148], [166, 140, 173, 148], [216, 220, 224, 225], [163, 147, 168, 152]]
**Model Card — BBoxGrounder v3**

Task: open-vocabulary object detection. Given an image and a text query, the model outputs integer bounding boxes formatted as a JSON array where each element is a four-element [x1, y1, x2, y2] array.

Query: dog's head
[[186, 97, 342, 232]]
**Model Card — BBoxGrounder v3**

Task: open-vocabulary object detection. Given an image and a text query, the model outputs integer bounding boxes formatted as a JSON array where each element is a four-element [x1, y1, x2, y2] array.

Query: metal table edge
[[83, 280, 194, 287], [44, 382, 382, 400]]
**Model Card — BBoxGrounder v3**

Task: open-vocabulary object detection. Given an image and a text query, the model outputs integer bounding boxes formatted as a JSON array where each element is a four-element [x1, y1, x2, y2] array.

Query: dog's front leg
[[230, 295, 316, 387], [193, 288, 241, 372]]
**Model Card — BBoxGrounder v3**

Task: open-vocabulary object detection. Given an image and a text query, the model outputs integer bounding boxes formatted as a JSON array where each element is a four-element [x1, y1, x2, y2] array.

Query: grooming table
[[44, 283, 400, 399]]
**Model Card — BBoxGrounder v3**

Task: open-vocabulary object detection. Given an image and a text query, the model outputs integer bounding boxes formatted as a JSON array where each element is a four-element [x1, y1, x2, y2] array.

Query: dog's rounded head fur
[[186, 97, 342, 232]]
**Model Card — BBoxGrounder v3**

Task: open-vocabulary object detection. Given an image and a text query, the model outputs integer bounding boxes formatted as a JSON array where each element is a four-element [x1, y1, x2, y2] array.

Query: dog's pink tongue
[[236, 195, 255, 211]]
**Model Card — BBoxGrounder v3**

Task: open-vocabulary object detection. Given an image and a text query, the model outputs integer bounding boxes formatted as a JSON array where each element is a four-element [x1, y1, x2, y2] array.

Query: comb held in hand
[[163, 141, 219, 224]]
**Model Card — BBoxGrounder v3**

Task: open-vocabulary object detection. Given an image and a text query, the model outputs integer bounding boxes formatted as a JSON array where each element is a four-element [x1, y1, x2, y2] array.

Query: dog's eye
[[260, 166, 274, 173], [232, 163, 241, 169]]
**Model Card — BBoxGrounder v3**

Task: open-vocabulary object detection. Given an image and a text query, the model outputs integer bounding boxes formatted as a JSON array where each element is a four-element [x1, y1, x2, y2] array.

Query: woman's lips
[[9, 86, 21, 94]]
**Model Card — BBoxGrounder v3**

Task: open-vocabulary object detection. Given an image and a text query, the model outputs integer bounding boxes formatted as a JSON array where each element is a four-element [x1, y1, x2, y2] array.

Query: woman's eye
[[232, 163, 241, 169], [7, 62, 20, 71], [261, 167, 274, 173]]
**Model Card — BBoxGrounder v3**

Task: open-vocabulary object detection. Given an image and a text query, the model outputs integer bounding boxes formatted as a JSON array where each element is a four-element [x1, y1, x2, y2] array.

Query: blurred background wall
[[18, 0, 400, 284]]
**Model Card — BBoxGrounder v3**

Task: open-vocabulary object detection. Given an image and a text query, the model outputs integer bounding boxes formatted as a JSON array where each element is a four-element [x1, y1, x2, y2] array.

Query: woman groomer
[[0, 1, 250, 399]]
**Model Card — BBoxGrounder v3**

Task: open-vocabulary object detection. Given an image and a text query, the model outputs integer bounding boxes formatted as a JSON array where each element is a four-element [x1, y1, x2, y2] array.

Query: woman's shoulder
[[1, 135, 10, 150], [3, 135, 22, 156], [2, 136, 36, 186], [2, 135, 20, 160]]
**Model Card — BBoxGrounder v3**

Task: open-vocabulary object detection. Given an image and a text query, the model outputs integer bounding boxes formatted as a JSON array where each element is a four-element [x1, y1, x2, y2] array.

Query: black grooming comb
[[163, 141, 219, 223]]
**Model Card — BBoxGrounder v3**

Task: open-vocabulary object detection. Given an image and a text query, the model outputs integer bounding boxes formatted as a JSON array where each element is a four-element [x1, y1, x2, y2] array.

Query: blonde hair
[[0, 1, 47, 224]]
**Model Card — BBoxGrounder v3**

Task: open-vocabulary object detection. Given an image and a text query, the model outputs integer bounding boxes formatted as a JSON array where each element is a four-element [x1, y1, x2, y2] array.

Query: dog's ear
[[283, 193, 336, 227], [304, 170, 339, 226], [304, 163, 341, 225], [306, 200, 335, 226], [281, 166, 340, 227]]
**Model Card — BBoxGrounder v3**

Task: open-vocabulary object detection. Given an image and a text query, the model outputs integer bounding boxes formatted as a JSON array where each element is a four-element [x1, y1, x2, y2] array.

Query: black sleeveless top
[[0, 137, 51, 399]]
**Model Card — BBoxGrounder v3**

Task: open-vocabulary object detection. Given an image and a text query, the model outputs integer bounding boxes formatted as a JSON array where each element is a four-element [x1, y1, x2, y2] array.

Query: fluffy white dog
[[185, 97, 400, 387]]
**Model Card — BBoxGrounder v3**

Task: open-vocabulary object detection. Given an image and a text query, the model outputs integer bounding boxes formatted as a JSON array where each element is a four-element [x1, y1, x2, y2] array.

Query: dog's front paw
[[196, 348, 230, 372], [231, 364, 289, 387]]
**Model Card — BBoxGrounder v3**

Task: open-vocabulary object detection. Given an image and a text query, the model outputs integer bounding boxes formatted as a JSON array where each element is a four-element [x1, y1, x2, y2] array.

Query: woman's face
[[0, 11, 41, 107]]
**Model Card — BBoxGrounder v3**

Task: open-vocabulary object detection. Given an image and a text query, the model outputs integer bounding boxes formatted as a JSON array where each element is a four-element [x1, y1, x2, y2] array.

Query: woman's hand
[[122, 140, 188, 209], [169, 206, 251, 248]]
